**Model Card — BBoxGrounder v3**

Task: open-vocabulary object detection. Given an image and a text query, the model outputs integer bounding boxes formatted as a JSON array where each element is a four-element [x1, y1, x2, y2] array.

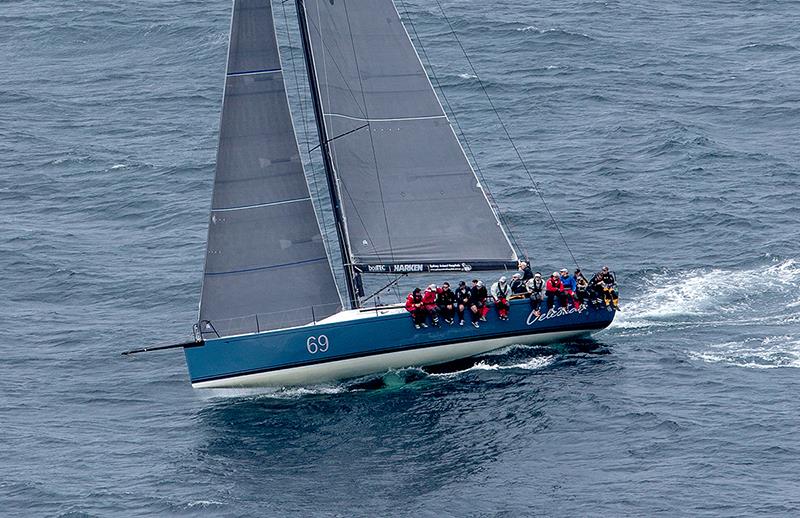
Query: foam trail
[[689, 335, 800, 369], [198, 384, 347, 400], [430, 356, 555, 378], [614, 259, 800, 330], [477, 343, 551, 357]]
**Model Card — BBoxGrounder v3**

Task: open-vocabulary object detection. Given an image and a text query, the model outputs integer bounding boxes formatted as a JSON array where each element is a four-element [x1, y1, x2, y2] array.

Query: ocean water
[[2, 0, 799, 515]]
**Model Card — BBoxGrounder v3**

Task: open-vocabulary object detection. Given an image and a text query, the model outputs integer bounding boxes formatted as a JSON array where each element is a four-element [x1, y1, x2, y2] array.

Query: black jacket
[[455, 286, 471, 304], [470, 285, 488, 304], [437, 288, 455, 306]]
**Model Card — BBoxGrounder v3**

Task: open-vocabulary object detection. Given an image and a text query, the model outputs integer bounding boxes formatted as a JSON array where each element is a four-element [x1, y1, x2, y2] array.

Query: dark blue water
[[2, 0, 799, 515]]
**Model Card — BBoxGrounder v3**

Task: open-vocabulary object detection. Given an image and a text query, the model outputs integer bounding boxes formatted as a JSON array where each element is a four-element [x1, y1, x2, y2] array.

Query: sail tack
[[200, 0, 341, 337], [299, 0, 517, 267]]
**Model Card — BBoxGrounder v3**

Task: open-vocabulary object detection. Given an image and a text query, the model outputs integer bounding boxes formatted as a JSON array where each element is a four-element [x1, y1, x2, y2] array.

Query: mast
[[199, 0, 342, 338], [294, 0, 359, 310]]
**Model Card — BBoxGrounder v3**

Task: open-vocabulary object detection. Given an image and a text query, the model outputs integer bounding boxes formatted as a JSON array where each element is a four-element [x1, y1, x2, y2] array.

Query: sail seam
[[212, 197, 311, 212], [394, 0, 519, 262], [226, 68, 282, 77], [205, 256, 328, 276], [341, 0, 397, 268], [324, 112, 446, 123]]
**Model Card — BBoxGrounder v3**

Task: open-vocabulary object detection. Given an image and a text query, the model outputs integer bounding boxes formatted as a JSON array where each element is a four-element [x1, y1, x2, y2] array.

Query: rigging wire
[[396, 0, 525, 260], [430, 0, 581, 269], [280, 0, 333, 266], [361, 273, 407, 304], [341, 0, 397, 267], [290, 0, 403, 302]]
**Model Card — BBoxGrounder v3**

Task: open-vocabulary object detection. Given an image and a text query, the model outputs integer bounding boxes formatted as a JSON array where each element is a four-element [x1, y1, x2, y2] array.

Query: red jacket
[[406, 293, 422, 312], [422, 289, 437, 310], [546, 277, 563, 293]]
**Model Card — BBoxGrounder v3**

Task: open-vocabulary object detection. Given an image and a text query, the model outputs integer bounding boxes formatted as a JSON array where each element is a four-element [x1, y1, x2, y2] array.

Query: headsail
[[200, 0, 341, 338], [298, 0, 518, 270]]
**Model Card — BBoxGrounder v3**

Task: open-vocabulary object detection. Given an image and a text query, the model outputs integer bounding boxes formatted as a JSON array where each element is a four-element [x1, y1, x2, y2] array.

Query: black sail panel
[[302, 0, 517, 265], [200, 0, 341, 337]]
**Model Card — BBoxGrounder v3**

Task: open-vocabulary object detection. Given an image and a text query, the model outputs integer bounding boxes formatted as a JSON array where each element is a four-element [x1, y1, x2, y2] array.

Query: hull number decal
[[306, 334, 329, 354]]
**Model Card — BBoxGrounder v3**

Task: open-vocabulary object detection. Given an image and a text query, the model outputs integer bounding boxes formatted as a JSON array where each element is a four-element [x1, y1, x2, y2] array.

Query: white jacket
[[491, 281, 510, 300]]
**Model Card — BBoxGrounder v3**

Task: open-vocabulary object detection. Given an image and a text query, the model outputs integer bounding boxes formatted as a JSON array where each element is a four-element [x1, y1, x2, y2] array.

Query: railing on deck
[[198, 302, 344, 340]]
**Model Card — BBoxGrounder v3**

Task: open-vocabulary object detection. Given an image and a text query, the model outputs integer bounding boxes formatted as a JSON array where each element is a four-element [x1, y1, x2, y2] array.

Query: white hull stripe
[[192, 328, 591, 388]]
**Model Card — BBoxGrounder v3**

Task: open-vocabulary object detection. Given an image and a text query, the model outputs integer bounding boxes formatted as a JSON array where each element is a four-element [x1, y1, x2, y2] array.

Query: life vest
[[496, 282, 509, 299], [528, 278, 544, 293]]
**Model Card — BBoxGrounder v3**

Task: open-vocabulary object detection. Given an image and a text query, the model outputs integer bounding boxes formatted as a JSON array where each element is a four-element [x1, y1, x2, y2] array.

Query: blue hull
[[183, 299, 615, 388]]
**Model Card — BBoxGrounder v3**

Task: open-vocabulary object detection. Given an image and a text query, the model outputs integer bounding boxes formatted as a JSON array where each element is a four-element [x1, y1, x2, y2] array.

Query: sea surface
[[2, 0, 799, 516]]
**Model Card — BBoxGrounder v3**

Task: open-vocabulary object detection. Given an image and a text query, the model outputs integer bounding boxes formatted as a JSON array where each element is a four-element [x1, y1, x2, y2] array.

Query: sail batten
[[300, 0, 517, 267], [199, 0, 341, 337]]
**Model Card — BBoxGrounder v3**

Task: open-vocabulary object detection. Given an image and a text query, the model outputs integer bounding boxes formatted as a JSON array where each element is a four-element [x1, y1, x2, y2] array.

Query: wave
[[515, 25, 594, 42], [688, 335, 800, 369], [614, 259, 800, 328], [614, 259, 800, 369], [198, 384, 347, 400], [737, 42, 798, 52], [429, 355, 555, 378]]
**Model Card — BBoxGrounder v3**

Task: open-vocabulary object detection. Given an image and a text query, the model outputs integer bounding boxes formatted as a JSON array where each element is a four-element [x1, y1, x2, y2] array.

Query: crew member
[[468, 279, 488, 328], [545, 272, 565, 311], [510, 273, 527, 296], [455, 281, 471, 326], [527, 272, 545, 317], [599, 266, 619, 309], [560, 268, 579, 309], [574, 269, 589, 306], [518, 261, 534, 282], [422, 284, 440, 326], [405, 288, 427, 329], [437, 282, 456, 325], [491, 276, 511, 320], [588, 271, 605, 307]]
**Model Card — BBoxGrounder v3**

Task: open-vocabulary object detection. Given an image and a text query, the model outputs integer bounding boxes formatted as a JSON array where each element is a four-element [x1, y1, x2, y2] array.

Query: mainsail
[[199, 0, 341, 337], [298, 0, 518, 269]]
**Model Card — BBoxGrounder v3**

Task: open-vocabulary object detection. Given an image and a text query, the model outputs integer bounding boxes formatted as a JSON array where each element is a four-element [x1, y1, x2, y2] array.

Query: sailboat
[[160, 0, 615, 388]]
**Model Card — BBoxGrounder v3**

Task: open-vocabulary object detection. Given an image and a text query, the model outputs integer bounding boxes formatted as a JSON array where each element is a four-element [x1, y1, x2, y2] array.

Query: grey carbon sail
[[300, 0, 517, 266], [200, 0, 341, 338]]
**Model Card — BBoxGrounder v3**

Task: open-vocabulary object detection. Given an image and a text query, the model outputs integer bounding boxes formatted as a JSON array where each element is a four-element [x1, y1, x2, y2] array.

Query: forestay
[[200, 0, 341, 338], [300, 0, 518, 268]]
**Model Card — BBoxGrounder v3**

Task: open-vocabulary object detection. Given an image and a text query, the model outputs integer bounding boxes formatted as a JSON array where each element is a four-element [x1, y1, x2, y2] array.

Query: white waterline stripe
[[323, 112, 447, 123], [212, 197, 311, 212]]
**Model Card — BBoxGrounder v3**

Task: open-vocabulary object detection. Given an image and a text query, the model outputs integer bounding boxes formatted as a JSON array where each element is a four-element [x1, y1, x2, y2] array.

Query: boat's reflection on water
[[189, 337, 611, 504]]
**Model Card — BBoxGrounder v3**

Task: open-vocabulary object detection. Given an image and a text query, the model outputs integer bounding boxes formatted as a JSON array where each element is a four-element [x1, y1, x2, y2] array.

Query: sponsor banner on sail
[[354, 261, 519, 274]]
